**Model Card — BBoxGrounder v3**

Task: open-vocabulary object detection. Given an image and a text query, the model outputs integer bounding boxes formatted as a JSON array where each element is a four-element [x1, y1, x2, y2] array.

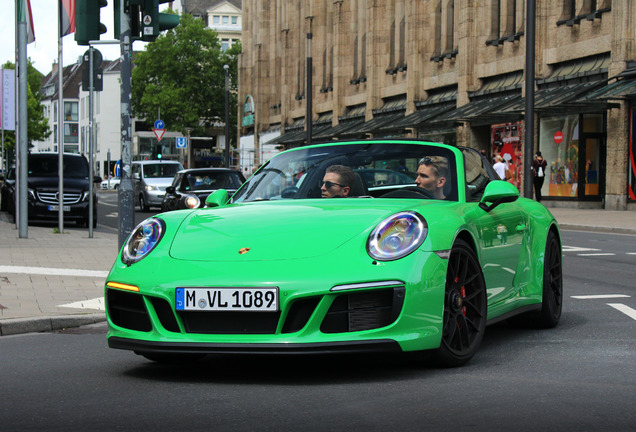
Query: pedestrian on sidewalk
[[532, 151, 547, 202]]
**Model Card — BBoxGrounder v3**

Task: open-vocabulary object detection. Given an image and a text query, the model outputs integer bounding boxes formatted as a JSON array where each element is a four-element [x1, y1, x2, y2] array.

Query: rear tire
[[433, 239, 487, 367]]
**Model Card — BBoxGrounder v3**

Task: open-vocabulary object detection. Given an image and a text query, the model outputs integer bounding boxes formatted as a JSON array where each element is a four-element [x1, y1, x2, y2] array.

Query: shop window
[[540, 115, 579, 198], [583, 113, 603, 133]]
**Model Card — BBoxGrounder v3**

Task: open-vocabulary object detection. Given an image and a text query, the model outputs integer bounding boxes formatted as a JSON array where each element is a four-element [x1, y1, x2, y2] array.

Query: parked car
[[101, 177, 121, 190], [4, 153, 98, 227], [0, 166, 15, 212], [161, 168, 246, 211], [105, 139, 562, 367], [131, 160, 183, 211]]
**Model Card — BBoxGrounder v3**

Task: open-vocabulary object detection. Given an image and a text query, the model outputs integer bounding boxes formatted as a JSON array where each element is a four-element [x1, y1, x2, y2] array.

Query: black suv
[[3, 153, 98, 227]]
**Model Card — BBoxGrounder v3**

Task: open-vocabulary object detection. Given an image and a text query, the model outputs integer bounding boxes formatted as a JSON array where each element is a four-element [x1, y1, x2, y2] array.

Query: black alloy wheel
[[434, 239, 487, 367], [538, 230, 563, 328]]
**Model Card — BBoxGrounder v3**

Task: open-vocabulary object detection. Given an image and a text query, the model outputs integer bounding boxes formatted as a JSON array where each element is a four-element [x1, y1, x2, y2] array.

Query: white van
[[131, 160, 183, 211]]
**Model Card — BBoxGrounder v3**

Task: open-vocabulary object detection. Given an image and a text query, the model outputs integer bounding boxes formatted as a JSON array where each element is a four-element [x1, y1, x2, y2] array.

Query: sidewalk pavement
[[1, 205, 635, 336]]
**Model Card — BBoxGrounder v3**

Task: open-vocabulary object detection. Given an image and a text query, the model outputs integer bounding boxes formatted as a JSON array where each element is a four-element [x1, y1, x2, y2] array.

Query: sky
[[0, 1, 171, 74]]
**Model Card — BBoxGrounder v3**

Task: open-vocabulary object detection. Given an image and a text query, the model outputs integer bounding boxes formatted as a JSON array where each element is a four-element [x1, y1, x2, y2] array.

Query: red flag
[[60, 0, 75, 37]]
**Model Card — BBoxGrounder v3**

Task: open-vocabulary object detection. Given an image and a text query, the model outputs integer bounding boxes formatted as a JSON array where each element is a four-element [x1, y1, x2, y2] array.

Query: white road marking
[[0, 265, 108, 278], [562, 246, 601, 253], [627, 253, 636, 255], [577, 253, 616, 256], [571, 294, 631, 299], [607, 303, 636, 321], [59, 297, 105, 311]]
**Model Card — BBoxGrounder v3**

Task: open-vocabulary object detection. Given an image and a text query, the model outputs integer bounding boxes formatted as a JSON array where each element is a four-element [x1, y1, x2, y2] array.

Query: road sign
[[154, 119, 165, 130], [114, 160, 121, 177], [153, 128, 166, 141], [176, 137, 187, 148], [554, 131, 564, 144]]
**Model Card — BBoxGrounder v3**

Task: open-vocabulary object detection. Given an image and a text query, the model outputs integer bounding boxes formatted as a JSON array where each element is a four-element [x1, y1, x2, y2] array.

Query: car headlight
[[121, 218, 166, 265], [184, 194, 201, 209], [367, 211, 428, 261], [145, 185, 156, 191]]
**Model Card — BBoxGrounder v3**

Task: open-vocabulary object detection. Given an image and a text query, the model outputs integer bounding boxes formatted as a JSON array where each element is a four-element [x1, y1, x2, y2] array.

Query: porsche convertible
[[105, 140, 562, 367]]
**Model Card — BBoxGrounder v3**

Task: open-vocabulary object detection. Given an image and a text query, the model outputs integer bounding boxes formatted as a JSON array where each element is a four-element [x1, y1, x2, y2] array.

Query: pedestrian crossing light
[[75, 0, 108, 46], [141, 0, 180, 42]]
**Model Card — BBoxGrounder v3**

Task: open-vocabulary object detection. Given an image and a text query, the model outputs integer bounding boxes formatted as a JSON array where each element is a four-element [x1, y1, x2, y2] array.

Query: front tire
[[139, 194, 150, 212], [537, 230, 562, 328], [433, 239, 487, 367]]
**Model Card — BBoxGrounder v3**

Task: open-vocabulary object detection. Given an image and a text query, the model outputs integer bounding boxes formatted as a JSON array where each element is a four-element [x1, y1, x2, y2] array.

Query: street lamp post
[[224, 64, 230, 168]]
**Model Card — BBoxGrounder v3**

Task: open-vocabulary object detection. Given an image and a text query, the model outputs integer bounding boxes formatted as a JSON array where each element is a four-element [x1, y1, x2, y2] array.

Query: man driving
[[321, 165, 355, 198]]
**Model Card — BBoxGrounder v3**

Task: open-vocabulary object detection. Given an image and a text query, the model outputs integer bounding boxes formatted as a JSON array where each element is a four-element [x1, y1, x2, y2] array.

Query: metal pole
[[17, 21, 28, 238], [88, 47, 94, 238], [224, 64, 230, 168], [119, 0, 135, 248], [306, 17, 313, 146], [57, 26, 64, 233], [524, 0, 536, 199]]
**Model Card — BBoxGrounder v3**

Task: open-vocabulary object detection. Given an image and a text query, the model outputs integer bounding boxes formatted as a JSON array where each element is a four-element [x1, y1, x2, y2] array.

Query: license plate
[[48, 205, 71, 211], [175, 287, 278, 312]]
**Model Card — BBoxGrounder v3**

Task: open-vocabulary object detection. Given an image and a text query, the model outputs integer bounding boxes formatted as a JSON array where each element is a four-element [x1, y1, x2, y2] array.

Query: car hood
[[168, 200, 411, 262], [28, 176, 90, 191], [145, 178, 174, 187]]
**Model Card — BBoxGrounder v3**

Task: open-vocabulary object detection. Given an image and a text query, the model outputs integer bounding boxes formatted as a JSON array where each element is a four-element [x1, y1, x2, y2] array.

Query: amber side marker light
[[106, 281, 140, 292]]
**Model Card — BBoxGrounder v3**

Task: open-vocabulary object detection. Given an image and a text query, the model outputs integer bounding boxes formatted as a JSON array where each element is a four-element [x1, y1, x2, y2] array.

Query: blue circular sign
[[154, 119, 165, 129], [114, 160, 121, 177]]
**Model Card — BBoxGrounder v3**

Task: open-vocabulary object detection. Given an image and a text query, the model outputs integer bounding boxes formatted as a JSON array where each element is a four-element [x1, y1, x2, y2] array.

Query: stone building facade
[[238, 1, 636, 210]]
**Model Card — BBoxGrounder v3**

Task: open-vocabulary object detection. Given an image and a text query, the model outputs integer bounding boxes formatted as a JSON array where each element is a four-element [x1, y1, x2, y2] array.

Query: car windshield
[[183, 171, 244, 191], [28, 154, 89, 178], [143, 163, 182, 178], [232, 141, 458, 202]]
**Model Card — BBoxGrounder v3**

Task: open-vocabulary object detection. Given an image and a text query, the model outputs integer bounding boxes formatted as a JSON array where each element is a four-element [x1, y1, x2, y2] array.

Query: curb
[[0, 312, 106, 336], [558, 224, 636, 235]]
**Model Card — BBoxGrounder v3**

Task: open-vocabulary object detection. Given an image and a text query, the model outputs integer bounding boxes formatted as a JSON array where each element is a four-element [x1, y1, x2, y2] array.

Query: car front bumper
[[105, 251, 448, 354]]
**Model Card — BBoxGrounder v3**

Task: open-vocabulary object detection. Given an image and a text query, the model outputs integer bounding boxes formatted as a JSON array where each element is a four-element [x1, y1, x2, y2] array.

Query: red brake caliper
[[455, 276, 467, 316]]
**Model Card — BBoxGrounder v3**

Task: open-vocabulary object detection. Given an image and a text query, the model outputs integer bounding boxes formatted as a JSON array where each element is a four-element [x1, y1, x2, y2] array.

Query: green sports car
[[105, 140, 562, 367]]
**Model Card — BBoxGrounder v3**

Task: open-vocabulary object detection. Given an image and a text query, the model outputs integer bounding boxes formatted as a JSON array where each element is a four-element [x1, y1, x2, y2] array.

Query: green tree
[[131, 13, 241, 142], [1, 59, 51, 162]]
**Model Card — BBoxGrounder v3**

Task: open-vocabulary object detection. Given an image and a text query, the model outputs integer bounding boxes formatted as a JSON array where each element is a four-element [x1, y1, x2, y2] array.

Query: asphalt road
[[1, 230, 634, 431]]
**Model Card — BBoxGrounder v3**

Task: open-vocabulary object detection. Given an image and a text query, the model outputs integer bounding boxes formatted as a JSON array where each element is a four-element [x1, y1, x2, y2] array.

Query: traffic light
[[113, 0, 142, 40], [154, 144, 162, 160], [75, 0, 108, 46], [141, 0, 180, 42]]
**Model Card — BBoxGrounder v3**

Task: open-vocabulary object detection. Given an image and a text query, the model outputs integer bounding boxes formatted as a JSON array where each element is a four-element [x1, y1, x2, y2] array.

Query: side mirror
[[165, 186, 175, 194], [133, 173, 140, 180], [479, 180, 519, 212], [205, 189, 229, 208]]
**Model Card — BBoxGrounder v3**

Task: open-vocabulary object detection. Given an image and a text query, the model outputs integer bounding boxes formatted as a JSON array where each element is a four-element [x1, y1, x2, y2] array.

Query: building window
[[64, 101, 78, 121], [213, 15, 220, 24], [222, 16, 229, 24], [232, 16, 238, 25], [431, 0, 457, 62], [557, 0, 611, 26], [221, 39, 230, 52], [64, 123, 79, 143], [486, 0, 524, 46]]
